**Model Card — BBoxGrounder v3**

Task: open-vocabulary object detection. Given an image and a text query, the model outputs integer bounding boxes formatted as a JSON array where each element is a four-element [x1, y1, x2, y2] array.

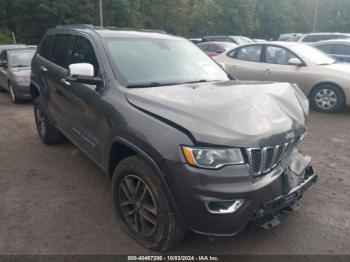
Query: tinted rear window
[[39, 35, 54, 59], [51, 34, 72, 68]]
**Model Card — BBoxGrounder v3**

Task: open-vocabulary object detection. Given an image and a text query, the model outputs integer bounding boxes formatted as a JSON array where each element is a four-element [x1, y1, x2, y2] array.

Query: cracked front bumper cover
[[162, 148, 317, 236]]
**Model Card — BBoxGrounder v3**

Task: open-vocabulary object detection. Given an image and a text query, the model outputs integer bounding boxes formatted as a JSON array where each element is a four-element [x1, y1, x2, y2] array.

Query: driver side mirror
[[288, 58, 303, 66], [67, 63, 103, 86]]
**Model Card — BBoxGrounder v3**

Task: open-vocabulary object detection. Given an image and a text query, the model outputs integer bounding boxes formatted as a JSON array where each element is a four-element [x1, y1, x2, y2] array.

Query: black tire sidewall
[[310, 84, 344, 113], [112, 157, 173, 251], [9, 83, 19, 104], [34, 96, 47, 142]]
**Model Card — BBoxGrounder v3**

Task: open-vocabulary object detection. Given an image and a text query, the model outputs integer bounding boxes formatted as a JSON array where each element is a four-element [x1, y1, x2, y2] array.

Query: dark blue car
[[313, 39, 350, 62]]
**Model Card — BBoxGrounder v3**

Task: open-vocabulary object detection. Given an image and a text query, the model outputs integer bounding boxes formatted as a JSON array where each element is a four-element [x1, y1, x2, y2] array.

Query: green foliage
[[0, 0, 350, 44]]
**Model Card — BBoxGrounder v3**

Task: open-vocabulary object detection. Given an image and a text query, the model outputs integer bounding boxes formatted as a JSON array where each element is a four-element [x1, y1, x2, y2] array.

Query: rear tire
[[310, 84, 345, 113], [34, 96, 64, 145], [9, 83, 20, 104], [112, 156, 186, 251]]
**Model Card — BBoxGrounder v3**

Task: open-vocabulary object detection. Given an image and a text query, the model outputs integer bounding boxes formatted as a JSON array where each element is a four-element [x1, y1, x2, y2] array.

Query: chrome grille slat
[[247, 142, 293, 176]]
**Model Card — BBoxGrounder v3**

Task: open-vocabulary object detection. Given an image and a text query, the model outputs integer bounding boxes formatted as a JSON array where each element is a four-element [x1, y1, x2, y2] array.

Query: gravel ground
[[0, 92, 349, 255]]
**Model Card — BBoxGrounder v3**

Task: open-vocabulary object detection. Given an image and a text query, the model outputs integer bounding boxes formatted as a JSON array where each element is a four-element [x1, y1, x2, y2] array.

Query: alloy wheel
[[118, 175, 158, 237], [315, 88, 338, 110], [9, 85, 15, 102], [35, 106, 46, 137]]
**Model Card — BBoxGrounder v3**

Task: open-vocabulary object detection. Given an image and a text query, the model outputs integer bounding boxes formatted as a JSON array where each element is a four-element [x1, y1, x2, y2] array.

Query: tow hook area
[[255, 201, 301, 230]]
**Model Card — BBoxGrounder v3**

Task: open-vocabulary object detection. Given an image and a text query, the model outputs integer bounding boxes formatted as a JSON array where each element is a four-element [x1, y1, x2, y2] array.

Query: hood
[[126, 81, 309, 147]]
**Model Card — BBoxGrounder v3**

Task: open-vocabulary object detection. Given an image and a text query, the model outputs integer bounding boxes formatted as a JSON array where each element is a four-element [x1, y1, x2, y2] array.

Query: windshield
[[221, 42, 237, 50], [103, 37, 229, 87], [232, 36, 253, 45], [9, 50, 36, 67], [291, 44, 336, 65]]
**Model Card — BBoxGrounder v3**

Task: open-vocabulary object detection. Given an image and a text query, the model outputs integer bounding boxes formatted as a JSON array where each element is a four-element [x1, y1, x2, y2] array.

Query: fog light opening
[[206, 199, 245, 214]]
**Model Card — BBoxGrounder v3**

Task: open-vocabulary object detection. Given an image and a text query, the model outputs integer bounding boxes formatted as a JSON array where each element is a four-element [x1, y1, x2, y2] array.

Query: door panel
[[262, 46, 308, 90], [225, 45, 263, 81], [0, 52, 9, 90], [45, 34, 73, 129], [55, 35, 103, 163]]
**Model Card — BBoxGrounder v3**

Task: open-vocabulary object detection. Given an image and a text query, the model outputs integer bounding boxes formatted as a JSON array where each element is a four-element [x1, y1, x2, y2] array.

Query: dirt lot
[[0, 92, 349, 255]]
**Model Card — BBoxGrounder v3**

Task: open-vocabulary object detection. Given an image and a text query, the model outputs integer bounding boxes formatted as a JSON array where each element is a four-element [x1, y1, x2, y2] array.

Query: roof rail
[[96, 26, 167, 34], [55, 24, 94, 29]]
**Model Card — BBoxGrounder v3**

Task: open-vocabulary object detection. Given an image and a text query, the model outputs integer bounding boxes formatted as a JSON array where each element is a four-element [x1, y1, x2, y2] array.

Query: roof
[[6, 47, 37, 53], [237, 41, 303, 48], [303, 32, 350, 36], [312, 39, 350, 45], [52, 24, 174, 39]]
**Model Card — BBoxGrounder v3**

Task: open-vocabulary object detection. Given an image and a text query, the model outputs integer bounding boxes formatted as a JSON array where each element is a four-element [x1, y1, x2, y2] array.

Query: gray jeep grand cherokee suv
[[30, 25, 317, 251]]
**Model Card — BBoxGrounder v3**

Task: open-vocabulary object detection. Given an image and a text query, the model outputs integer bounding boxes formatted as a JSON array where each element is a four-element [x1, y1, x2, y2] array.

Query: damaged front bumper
[[253, 165, 317, 229], [162, 148, 317, 236]]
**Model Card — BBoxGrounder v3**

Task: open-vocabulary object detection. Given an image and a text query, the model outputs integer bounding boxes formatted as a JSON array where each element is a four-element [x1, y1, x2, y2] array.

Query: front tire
[[112, 156, 186, 251], [310, 84, 345, 113], [34, 96, 64, 145]]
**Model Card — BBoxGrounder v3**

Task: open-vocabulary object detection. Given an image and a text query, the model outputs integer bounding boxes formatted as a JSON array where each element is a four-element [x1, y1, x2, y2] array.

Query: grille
[[247, 141, 294, 176]]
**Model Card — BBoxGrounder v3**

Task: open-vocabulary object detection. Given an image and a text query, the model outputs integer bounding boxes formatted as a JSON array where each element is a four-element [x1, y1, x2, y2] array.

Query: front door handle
[[263, 69, 272, 74], [40, 66, 48, 72], [61, 78, 71, 86], [229, 65, 237, 70]]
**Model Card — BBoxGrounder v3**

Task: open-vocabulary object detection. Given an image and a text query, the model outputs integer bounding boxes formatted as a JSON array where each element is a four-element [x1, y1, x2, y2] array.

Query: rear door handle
[[229, 65, 237, 70], [263, 69, 271, 74], [40, 66, 48, 72]]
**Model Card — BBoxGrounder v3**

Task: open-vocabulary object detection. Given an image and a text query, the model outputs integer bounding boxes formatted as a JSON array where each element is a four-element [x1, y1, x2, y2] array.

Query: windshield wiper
[[127, 82, 180, 88], [184, 79, 208, 84]]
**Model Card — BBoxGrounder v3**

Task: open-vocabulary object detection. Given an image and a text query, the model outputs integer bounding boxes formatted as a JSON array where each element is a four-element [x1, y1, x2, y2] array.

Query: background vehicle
[[0, 44, 27, 54], [31, 25, 316, 251], [197, 41, 237, 57], [313, 39, 350, 62], [297, 33, 350, 43], [189, 38, 202, 44], [202, 35, 254, 45], [0, 47, 36, 103], [278, 33, 302, 42], [215, 42, 350, 112]]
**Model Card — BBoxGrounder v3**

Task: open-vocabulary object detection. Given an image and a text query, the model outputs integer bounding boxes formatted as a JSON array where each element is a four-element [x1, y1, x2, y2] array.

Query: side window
[[51, 34, 72, 69], [236, 45, 262, 62], [71, 36, 100, 76], [334, 44, 350, 55], [198, 44, 208, 51], [0, 52, 8, 67], [0, 51, 5, 65], [207, 44, 220, 52], [266, 46, 297, 65], [39, 35, 54, 60], [317, 44, 333, 53], [227, 49, 237, 58]]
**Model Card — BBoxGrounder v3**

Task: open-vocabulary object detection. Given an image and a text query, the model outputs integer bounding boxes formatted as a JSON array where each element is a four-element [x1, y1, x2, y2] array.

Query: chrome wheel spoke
[[140, 210, 157, 225]]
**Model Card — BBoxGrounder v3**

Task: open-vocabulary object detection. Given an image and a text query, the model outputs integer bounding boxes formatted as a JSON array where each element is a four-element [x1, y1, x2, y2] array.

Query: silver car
[[215, 42, 350, 113], [0, 47, 36, 103]]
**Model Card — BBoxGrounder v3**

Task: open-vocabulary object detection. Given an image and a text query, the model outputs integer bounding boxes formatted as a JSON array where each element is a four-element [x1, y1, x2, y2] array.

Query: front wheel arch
[[107, 137, 185, 226]]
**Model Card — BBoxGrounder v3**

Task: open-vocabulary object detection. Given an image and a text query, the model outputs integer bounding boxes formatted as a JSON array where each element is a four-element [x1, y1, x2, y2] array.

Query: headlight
[[182, 146, 244, 169]]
